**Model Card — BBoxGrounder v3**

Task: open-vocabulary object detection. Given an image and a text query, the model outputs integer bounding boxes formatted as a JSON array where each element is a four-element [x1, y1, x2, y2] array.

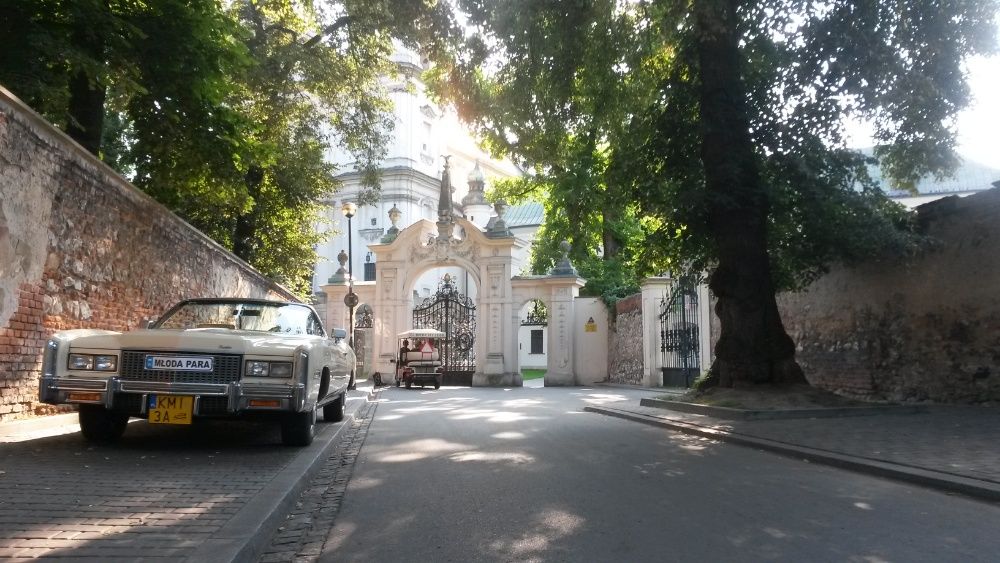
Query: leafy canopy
[[432, 0, 998, 294], [0, 0, 459, 297]]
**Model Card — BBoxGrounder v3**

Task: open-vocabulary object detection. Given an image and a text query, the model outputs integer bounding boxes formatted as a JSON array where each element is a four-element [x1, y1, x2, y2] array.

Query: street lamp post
[[341, 201, 359, 389]]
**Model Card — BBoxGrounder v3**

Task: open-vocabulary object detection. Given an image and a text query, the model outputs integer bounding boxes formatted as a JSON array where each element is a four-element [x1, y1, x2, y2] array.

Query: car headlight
[[68, 353, 118, 372], [94, 355, 117, 371], [245, 360, 293, 377]]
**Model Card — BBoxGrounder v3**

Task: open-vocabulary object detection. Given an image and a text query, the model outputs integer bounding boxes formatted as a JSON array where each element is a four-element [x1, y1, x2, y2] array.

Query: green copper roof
[[502, 202, 544, 228]]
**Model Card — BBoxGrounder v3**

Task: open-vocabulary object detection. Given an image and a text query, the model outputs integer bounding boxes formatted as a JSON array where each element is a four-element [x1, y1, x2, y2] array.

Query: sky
[[847, 55, 1000, 170], [955, 55, 1000, 168]]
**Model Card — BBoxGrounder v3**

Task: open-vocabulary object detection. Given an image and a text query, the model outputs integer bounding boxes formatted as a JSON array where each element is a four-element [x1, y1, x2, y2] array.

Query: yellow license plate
[[147, 395, 194, 425]]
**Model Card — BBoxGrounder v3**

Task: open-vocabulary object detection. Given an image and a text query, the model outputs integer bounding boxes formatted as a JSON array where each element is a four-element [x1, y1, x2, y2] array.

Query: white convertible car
[[38, 298, 356, 446]]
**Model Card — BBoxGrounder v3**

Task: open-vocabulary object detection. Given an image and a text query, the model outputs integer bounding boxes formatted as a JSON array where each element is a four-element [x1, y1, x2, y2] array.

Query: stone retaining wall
[[778, 189, 1000, 403], [608, 294, 643, 384], [0, 87, 295, 421]]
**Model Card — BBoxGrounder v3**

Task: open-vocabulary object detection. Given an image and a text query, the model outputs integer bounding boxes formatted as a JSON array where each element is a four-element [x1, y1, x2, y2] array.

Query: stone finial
[[388, 204, 401, 228], [437, 157, 455, 241], [486, 199, 511, 238], [550, 240, 578, 276], [382, 204, 402, 243], [327, 249, 349, 284]]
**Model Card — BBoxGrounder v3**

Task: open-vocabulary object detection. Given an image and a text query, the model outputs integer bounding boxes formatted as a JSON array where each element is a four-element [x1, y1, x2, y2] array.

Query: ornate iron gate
[[412, 274, 476, 385], [659, 280, 700, 387], [354, 304, 374, 379]]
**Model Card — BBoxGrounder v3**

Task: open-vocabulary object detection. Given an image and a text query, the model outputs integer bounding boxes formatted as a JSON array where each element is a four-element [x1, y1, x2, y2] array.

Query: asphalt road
[[320, 385, 1000, 562]]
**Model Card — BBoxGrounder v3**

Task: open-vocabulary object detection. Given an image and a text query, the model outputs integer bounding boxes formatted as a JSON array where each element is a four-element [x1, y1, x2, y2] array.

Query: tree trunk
[[693, 0, 804, 386], [601, 207, 622, 259], [232, 166, 264, 262], [65, 23, 107, 155]]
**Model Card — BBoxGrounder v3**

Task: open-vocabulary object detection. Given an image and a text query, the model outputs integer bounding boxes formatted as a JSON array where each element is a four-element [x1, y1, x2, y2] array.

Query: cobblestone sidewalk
[[258, 392, 379, 562]]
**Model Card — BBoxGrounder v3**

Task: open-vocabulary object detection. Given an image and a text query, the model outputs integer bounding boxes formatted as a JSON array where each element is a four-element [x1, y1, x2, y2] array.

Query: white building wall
[[312, 45, 524, 296], [517, 324, 548, 369]]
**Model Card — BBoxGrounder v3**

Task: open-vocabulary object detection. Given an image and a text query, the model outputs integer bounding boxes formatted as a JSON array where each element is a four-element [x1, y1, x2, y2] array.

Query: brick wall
[[0, 88, 295, 421], [608, 293, 643, 384], [777, 189, 1000, 403]]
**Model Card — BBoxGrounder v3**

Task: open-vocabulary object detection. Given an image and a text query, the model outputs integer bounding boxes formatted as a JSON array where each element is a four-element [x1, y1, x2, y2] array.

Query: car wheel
[[395, 378, 401, 387], [323, 393, 346, 423], [405, 380, 412, 389], [434, 379, 441, 390], [79, 404, 129, 444], [281, 407, 316, 447]]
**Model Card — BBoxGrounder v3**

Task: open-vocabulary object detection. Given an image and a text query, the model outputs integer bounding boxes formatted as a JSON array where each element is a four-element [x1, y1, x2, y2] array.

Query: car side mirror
[[332, 328, 347, 341]]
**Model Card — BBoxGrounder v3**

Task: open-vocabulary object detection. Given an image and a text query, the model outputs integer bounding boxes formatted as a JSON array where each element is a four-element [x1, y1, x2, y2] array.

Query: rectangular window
[[530, 330, 543, 354], [363, 262, 376, 282], [422, 122, 432, 152]]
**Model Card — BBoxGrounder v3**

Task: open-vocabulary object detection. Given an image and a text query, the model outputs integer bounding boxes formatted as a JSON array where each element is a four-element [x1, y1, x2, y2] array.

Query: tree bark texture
[[692, 0, 804, 386], [602, 207, 622, 259], [65, 23, 107, 156], [232, 166, 264, 262]]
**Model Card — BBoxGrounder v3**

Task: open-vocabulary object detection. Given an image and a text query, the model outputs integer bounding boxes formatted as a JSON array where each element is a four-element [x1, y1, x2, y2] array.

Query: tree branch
[[302, 15, 352, 49]]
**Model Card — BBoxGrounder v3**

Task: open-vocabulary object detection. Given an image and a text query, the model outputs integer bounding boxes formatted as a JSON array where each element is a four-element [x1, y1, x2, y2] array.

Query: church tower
[[462, 161, 493, 230]]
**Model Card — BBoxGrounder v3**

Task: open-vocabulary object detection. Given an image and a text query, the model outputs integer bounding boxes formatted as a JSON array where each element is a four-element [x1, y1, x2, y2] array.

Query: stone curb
[[585, 405, 1000, 503], [191, 386, 379, 563], [639, 397, 928, 420], [593, 382, 685, 394]]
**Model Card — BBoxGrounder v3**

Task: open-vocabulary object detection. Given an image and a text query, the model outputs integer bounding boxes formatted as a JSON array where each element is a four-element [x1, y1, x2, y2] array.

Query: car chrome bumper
[[40, 376, 306, 414]]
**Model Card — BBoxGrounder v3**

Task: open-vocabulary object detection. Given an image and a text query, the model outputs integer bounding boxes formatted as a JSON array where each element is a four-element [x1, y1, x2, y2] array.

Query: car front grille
[[120, 351, 242, 385]]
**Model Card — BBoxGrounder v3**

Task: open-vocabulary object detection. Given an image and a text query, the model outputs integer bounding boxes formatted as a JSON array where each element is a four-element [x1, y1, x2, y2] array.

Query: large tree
[[433, 0, 997, 386]]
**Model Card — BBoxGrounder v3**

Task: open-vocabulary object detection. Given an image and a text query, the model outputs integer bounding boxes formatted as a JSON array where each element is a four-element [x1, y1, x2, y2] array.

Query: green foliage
[[433, 0, 997, 297], [0, 0, 459, 298]]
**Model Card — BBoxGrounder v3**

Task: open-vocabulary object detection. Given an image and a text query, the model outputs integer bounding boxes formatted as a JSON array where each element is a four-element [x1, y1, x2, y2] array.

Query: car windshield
[[156, 301, 321, 335]]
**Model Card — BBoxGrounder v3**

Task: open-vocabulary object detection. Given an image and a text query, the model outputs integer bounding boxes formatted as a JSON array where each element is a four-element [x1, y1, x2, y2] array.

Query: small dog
[[372, 372, 383, 387]]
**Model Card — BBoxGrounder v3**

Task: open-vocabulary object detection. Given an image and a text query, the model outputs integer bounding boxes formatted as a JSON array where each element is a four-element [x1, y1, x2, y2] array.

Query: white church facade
[[311, 46, 576, 385], [312, 47, 533, 300]]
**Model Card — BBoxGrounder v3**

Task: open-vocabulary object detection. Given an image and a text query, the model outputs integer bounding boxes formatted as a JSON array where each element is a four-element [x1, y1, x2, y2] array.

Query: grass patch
[[521, 369, 546, 381]]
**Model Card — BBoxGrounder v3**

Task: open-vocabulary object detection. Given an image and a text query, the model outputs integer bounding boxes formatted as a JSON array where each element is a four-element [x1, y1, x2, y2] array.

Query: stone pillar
[[544, 278, 586, 386], [640, 277, 671, 387], [319, 281, 376, 333], [697, 283, 713, 378], [372, 264, 406, 383], [473, 260, 522, 386]]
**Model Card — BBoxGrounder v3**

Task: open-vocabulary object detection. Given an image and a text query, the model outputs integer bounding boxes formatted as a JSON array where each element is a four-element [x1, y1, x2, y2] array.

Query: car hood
[[65, 329, 317, 355]]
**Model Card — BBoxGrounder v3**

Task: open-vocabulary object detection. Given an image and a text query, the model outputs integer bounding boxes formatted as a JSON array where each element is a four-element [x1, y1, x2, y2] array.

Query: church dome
[[467, 161, 486, 184]]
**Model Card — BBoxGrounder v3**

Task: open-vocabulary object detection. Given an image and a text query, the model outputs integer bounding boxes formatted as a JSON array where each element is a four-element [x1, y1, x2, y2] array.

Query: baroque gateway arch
[[321, 161, 587, 387]]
